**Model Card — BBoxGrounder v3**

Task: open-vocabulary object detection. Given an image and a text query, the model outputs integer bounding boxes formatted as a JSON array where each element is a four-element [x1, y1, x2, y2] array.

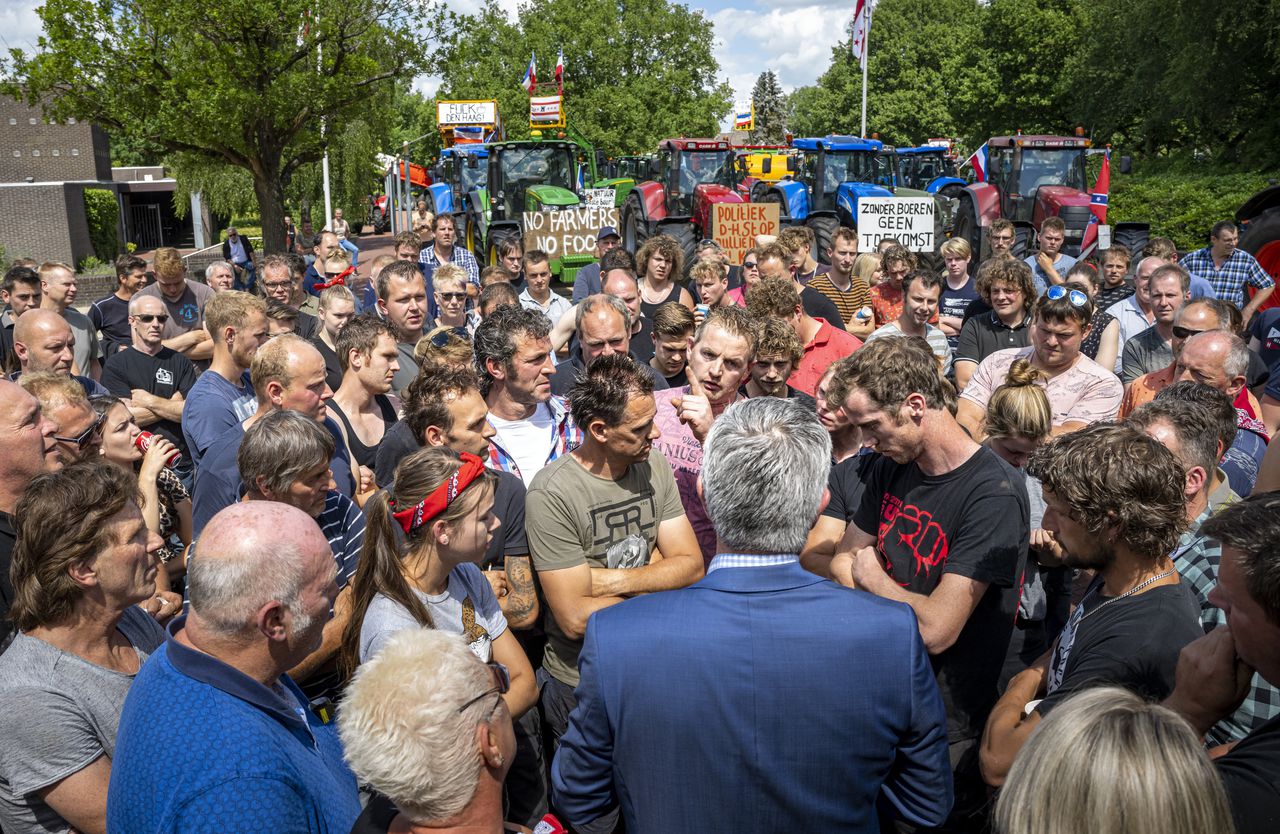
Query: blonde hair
[[939, 238, 972, 259], [414, 326, 473, 369], [18, 371, 87, 412], [994, 687, 1234, 834], [433, 263, 468, 292], [152, 247, 185, 280], [205, 290, 267, 336], [853, 253, 880, 286], [983, 360, 1052, 442]]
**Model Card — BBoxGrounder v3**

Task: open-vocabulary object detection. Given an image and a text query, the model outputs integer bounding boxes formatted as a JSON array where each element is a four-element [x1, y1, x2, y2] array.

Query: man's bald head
[[13, 309, 74, 374], [1176, 331, 1249, 397], [187, 502, 334, 637]]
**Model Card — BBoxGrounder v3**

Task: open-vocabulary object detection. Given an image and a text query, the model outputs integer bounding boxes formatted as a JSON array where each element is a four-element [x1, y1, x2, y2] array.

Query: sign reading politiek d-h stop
[[711, 202, 781, 263], [856, 197, 936, 253]]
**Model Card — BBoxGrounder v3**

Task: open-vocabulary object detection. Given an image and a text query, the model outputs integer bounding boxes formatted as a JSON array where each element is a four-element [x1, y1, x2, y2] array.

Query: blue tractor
[[424, 145, 490, 246], [753, 135, 899, 262], [894, 145, 967, 198]]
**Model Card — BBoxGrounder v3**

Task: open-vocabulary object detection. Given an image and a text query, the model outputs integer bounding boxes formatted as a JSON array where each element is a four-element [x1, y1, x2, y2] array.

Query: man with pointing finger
[[651, 306, 757, 565]]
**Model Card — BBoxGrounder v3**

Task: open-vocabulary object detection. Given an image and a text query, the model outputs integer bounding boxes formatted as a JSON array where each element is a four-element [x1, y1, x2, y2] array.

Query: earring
[[440, 536, 450, 545], [494, 754, 504, 767]]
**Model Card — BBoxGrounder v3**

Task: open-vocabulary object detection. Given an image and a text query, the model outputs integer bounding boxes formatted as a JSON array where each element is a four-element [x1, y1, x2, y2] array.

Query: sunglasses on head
[[1172, 325, 1208, 340], [1046, 285, 1089, 308], [430, 326, 471, 348], [54, 412, 105, 450], [135, 313, 169, 323], [457, 662, 510, 714]]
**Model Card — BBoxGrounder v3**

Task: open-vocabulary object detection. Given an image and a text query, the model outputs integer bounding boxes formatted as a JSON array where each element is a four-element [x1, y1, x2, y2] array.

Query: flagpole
[[859, 2, 868, 138]]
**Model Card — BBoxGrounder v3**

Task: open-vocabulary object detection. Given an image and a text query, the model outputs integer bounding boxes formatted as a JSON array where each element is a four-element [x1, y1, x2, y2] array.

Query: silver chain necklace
[[1079, 568, 1177, 624]]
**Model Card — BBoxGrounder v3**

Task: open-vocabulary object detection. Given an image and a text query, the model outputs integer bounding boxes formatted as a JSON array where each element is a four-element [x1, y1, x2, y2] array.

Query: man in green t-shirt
[[526, 354, 704, 828]]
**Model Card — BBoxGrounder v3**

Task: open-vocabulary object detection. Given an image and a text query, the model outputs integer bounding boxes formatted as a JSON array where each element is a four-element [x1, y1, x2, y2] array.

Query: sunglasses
[[743, 261, 758, 269], [1172, 325, 1208, 340], [54, 412, 106, 450], [430, 326, 471, 348], [456, 662, 511, 714], [1046, 285, 1089, 308], [134, 313, 169, 323], [438, 291, 467, 302]]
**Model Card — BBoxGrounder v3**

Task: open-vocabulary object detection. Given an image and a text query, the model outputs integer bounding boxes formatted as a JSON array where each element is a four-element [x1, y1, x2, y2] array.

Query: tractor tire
[[665, 222, 699, 278], [807, 216, 839, 266], [761, 190, 792, 228], [371, 207, 389, 234], [622, 197, 651, 253], [751, 181, 770, 203], [1111, 224, 1150, 261], [1242, 209, 1280, 313], [952, 199, 981, 261], [939, 183, 966, 202], [487, 228, 520, 268], [1013, 226, 1034, 261]]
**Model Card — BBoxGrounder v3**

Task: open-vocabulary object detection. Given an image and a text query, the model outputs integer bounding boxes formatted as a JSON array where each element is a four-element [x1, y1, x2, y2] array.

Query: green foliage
[[77, 255, 104, 272], [83, 188, 119, 262], [436, 0, 731, 155], [4, 0, 447, 252], [1110, 164, 1277, 251], [788, 0, 1280, 168], [749, 71, 788, 144]]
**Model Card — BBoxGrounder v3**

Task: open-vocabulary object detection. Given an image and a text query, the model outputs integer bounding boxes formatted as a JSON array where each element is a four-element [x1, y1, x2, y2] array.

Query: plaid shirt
[[1180, 246, 1273, 308], [419, 244, 481, 286], [485, 396, 581, 483], [1174, 507, 1280, 744], [707, 553, 798, 573]]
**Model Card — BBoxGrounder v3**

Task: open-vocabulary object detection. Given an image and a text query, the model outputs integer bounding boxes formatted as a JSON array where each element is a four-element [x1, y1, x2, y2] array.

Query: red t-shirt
[[789, 318, 863, 396]]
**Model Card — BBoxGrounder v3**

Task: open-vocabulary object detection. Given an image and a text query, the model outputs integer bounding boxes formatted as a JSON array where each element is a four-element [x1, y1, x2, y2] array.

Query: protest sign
[[584, 188, 615, 208], [523, 206, 619, 258], [711, 203, 780, 263], [856, 197, 936, 252], [436, 100, 498, 126]]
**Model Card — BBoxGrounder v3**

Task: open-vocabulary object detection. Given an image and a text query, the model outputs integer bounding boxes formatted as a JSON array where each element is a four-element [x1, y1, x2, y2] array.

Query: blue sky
[[1, 0, 854, 130]]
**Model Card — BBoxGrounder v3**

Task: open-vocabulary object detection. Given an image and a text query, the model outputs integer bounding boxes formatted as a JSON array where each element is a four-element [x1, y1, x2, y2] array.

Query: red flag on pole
[[1079, 151, 1111, 254]]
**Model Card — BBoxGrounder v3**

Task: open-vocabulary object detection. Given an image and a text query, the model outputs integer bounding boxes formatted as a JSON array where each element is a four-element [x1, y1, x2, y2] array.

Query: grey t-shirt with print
[[359, 562, 507, 664], [0, 605, 165, 834]]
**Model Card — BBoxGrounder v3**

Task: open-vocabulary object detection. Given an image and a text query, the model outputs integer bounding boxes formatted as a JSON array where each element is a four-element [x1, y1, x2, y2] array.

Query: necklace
[[1079, 568, 1176, 624]]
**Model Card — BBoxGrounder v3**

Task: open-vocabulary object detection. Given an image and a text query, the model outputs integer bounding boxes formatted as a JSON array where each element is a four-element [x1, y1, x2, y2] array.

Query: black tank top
[[329, 395, 398, 469], [640, 281, 680, 322]]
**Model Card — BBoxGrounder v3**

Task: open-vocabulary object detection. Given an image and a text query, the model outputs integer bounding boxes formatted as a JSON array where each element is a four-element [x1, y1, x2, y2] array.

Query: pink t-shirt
[[788, 319, 864, 397], [960, 346, 1123, 427], [651, 386, 720, 564]]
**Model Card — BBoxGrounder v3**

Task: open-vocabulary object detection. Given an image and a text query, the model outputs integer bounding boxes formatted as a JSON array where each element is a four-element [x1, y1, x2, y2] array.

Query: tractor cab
[[790, 136, 893, 222], [895, 146, 965, 196], [487, 141, 580, 218], [654, 139, 742, 218], [424, 146, 489, 217], [985, 136, 1090, 226]]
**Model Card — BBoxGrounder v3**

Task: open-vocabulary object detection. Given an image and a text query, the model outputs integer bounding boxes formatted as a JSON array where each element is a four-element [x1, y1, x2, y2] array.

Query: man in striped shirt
[[809, 226, 873, 338]]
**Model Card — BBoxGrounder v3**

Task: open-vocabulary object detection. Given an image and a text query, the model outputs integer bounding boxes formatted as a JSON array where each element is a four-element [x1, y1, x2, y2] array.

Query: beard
[[1062, 538, 1116, 571]]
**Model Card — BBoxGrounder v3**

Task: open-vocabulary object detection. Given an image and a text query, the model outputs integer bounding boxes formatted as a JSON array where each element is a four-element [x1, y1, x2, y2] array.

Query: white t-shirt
[[359, 563, 507, 663], [489, 402, 556, 487]]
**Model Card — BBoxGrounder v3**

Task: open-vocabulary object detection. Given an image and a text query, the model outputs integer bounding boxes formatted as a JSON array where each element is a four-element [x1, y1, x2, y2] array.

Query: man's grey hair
[[237, 410, 335, 498], [702, 398, 831, 554], [339, 629, 494, 824], [205, 260, 234, 282], [186, 514, 316, 636], [472, 304, 551, 397], [576, 293, 631, 334], [1184, 330, 1250, 380]]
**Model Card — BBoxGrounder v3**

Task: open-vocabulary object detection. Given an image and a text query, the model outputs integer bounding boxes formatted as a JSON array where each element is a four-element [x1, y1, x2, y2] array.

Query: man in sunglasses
[[1120, 298, 1236, 419], [10, 308, 108, 397], [958, 287, 1122, 441], [18, 372, 102, 466], [102, 294, 199, 483]]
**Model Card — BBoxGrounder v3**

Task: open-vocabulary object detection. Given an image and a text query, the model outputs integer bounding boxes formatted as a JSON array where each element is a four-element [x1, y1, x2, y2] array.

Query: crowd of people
[[0, 208, 1278, 834]]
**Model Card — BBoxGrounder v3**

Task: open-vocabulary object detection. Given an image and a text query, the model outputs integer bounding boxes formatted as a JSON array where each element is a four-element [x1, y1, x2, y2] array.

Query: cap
[[597, 225, 620, 240]]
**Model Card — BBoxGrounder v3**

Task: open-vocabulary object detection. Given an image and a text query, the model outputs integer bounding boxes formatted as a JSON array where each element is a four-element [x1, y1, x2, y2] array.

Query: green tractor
[[466, 132, 632, 283]]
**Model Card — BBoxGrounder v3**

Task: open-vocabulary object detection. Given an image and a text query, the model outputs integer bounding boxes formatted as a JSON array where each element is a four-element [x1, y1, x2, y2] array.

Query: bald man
[[108, 502, 361, 833], [0, 379, 60, 649], [102, 294, 199, 480], [38, 262, 102, 380], [191, 334, 357, 535], [11, 309, 108, 396]]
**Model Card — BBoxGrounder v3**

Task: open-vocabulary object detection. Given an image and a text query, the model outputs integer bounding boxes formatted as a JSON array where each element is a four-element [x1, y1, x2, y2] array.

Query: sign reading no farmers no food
[[523, 207, 620, 259]]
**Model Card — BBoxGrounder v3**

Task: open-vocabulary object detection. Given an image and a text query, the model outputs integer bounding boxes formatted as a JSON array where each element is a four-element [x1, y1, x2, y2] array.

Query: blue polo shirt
[[107, 618, 360, 834]]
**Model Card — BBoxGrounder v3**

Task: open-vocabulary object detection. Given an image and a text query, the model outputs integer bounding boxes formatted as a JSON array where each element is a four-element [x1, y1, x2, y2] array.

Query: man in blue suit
[[552, 397, 953, 833]]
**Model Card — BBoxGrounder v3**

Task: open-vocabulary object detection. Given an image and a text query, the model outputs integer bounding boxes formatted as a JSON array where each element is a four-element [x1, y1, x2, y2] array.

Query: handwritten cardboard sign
[[711, 202, 780, 263], [523, 206, 620, 259], [583, 188, 616, 208], [856, 197, 936, 252]]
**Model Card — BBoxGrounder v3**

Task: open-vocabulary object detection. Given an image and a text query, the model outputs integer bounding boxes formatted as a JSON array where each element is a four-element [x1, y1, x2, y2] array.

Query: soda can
[[695, 304, 710, 318], [135, 431, 182, 468]]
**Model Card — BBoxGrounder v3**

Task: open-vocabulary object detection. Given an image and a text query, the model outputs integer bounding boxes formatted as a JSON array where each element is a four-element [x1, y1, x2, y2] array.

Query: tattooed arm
[[497, 555, 540, 630]]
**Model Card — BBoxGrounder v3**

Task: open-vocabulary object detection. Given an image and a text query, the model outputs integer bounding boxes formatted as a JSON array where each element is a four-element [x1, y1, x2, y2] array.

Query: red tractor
[[621, 138, 747, 270], [951, 135, 1148, 260]]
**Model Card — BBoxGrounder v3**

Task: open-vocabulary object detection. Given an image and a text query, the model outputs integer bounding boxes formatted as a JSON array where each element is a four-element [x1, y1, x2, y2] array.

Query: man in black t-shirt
[[1162, 495, 1280, 834], [981, 423, 1202, 789], [89, 254, 148, 358], [102, 294, 199, 470], [821, 335, 1029, 830]]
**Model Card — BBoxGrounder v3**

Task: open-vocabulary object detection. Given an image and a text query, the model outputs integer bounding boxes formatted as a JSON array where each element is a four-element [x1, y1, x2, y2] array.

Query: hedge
[[84, 188, 119, 263], [1109, 165, 1277, 252]]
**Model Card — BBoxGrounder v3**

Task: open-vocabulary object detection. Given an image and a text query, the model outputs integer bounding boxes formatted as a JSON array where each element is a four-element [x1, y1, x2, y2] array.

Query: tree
[[435, 0, 731, 155], [3, 0, 447, 252], [749, 71, 788, 144]]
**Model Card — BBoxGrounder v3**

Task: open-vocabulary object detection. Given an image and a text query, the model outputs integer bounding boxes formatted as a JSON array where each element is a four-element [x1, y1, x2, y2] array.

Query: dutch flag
[[966, 142, 988, 182], [520, 53, 537, 94]]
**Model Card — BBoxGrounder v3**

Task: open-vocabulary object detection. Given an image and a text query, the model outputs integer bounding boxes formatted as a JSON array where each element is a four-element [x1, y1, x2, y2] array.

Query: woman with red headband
[[339, 447, 537, 718]]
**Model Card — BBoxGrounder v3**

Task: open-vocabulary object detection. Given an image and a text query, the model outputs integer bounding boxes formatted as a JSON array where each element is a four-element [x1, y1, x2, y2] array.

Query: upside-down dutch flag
[[1080, 151, 1111, 253], [555, 49, 565, 94], [966, 142, 988, 182], [520, 53, 537, 94]]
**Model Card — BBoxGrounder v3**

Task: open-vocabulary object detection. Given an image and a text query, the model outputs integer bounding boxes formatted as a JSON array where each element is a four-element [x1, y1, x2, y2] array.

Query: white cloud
[[710, 4, 853, 129], [0, 0, 44, 53]]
